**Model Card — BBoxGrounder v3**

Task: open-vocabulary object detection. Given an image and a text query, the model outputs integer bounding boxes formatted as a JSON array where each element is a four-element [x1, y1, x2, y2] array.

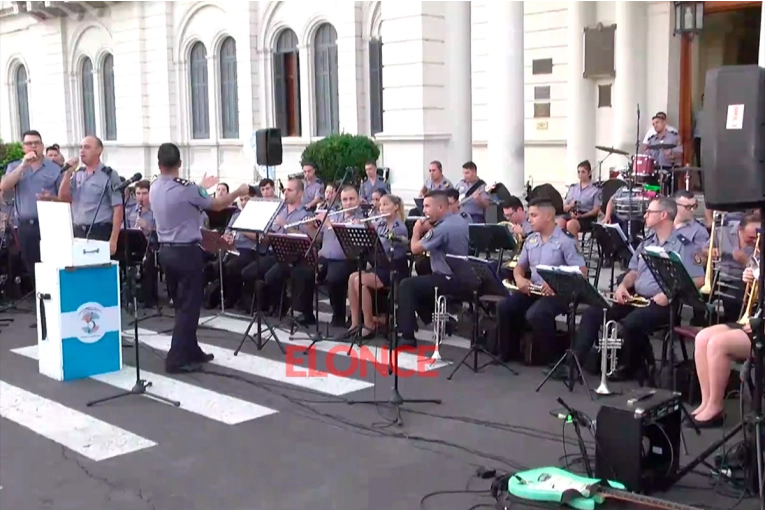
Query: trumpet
[[502, 280, 545, 295], [431, 287, 447, 361], [594, 318, 622, 395], [738, 232, 761, 326], [601, 291, 651, 308], [701, 211, 726, 295]]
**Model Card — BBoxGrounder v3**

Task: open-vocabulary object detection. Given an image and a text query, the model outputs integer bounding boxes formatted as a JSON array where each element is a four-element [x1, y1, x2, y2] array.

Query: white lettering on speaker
[[726, 104, 745, 130]]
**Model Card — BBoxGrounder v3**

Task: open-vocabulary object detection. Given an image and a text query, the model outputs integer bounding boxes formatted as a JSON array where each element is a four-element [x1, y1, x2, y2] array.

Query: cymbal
[[595, 145, 630, 157], [646, 143, 677, 150]]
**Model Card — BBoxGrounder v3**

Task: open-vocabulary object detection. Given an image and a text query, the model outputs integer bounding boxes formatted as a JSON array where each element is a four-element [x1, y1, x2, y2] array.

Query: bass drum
[[599, 179, 627, 207], [528, 184, 564, 216]]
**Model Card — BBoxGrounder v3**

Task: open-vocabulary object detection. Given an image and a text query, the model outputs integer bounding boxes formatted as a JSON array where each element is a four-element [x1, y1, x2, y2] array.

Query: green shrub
[[0, 140, 23, 175], [300, 134, 380, 185]]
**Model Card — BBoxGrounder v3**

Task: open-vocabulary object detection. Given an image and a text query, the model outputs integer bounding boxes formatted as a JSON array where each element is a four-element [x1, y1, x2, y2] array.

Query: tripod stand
[[87, 191, 180, 409], [345, 256, 441, 426]]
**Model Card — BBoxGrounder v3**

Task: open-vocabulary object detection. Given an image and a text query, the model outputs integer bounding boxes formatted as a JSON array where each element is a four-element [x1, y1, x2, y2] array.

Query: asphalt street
[[0, 299, 757, 510]]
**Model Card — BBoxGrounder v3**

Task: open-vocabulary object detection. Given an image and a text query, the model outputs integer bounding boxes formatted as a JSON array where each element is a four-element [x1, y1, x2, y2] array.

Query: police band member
[[501, 196, 533, 237], [258, 178, 276, 199], [603, 175, 660, 245], [496, 199, 587, 363], [369, 188, 386, 216], [300, 162, 324, 210], [673, 191, 708, 250], [397, 190, 470, 347], [455, 161, 490, 224], [313, 186, 364, 326], [150, 143, 249, 373], [124, 180, 159, 308], [126, 180, 155, 233], [316, 182, 340, 212], [701, 212, 760, 322], [412, 188, 468, 277], [45, 144, 65, 167], [246, 178, 316, 321], [0, 129, 65, 272], [570, 198, 704, 382], [643, 112, 682, 168], [347, 194, 409, 339], [360, 161, 390, 203], [221, 192, 260, 309], [57, 136, 122, 253], [557, 160, 602, 238], [704, 208, 749, 229], [420, 160, 453, 197]]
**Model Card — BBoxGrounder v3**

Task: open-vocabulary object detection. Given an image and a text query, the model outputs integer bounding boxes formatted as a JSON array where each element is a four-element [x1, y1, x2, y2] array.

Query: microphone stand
[[557, 397, 594, 478], [84, 173, 113, 242], [86, 191, 180, 409], [751, 220, 764, 510], [626, 103, 641, 242]]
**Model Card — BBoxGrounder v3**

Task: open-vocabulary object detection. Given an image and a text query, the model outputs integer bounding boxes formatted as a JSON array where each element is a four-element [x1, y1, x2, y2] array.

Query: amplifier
[[595, 389, 682, 494]]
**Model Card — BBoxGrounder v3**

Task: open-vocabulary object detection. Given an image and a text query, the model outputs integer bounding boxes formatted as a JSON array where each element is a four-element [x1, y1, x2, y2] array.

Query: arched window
[[313, 23, 339, 136], [189, 41, 210, 139], [102, 53, 117, 140], [369, 38, 383, 135], [273, 29, 301, 137], [81, 57, 96, 136], [14, 65, 30, 138], [218, 37, 239, 139]]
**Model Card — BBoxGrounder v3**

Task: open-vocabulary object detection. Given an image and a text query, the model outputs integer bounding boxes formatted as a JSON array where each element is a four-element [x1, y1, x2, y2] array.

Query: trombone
[[431, 287, 447, 361], [502, 279, 545, 296], [601, 291, 651, 308], [738, 232, 761, 326], [594, 318, 622, 395]]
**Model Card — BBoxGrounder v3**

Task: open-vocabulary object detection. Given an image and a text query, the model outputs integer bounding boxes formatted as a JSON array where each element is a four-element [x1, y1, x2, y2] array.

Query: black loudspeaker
[[255, 128, 283, 167], [594, 389, 682, 494], [701, 65, 765, 211]]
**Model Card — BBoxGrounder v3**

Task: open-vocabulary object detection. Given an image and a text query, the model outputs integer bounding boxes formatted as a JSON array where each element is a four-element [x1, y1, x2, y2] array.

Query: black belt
[[160, 242, 200, 247]]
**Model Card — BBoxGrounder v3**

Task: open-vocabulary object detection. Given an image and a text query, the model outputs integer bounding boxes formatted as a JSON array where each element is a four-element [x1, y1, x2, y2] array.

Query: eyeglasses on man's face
[[677, 202, 698, 211]]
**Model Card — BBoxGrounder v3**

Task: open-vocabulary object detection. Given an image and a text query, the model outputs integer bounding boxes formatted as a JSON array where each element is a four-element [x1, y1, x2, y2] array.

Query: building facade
[[1, 1, 764, 203]]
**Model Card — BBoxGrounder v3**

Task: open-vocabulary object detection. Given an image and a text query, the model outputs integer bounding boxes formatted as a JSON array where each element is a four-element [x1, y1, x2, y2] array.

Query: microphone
[[59, 162, 74, 174], [113, 173, 142, 192], [288, 172, 305, 180]]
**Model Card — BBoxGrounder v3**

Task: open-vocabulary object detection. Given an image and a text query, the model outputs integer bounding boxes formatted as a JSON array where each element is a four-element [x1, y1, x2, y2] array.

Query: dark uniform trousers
[[73, 222, 113, 242], [263, 262, 315, 316], [222, 248, 256, 306], [398, 273, 462, 339], [16, 218, 41, 274], [413, 255, 431, 276], [574, 302, 669, 372], [158, 244, 207, 367], [139, 246, 159, 307], [497, 293, 568, 361], [318, 259, 355, 321]]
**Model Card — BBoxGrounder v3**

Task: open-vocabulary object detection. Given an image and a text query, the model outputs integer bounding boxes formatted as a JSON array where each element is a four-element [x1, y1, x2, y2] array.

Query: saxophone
[[738, 232, 761, 326]]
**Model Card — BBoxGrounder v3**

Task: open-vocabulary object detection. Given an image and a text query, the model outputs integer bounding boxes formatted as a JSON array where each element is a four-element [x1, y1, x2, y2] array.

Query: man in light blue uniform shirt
[[572, 198, 704, 382], [300, 162, 324, 210], [673, 190, 709, 251], [57, 136, 123, 254], [150, 143, 248, 373], [644, 112, 682, 169], [0, 129, 66, 272], [455, 161, 490, 223], [397, 191, 470, 347], [359, 161, 389, 203]]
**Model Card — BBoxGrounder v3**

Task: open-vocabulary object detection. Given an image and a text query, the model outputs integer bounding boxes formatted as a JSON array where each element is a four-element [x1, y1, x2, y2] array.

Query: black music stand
[[115, 229, 156, 320], [228, 198, 283, 355], [592, 223, 634, 289], [332, 223, 388, 354], [468, 224, 517, 268], [535, 267, 607, 400], [201, 227, 247, 321], [445, 255, 518, 379]]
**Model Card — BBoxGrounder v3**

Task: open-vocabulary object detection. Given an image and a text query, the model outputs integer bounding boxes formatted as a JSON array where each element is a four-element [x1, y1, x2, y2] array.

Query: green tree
[[300, 134, 380, 185], [0, 140, 23, 176]]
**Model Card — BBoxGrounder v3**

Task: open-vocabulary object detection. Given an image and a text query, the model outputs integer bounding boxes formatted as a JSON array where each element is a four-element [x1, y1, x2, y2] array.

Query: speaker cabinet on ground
[[701, 65, 765, 211], [594, 389, 682, 494], [256, 128, 283, 167]]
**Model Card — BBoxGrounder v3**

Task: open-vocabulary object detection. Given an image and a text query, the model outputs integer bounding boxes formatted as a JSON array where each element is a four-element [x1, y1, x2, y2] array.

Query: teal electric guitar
[[507, 467, 701, 510]]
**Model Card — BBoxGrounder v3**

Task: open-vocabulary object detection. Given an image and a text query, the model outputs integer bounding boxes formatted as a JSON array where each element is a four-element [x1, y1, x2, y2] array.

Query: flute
[[282, 206, 360, 229], [358, 213, 390, 223]]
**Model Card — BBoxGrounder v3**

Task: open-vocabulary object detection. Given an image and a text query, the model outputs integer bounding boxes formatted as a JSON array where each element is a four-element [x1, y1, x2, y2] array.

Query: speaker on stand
[[255, 128, 283, 184]]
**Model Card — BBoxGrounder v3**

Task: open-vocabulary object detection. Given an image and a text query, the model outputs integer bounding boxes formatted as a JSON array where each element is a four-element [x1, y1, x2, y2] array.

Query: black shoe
[[607, 366, 633, 382], [297, 314, 317, 327], [689, 412, 725, 429], [330, 317, 347, 328], [165, 362, 203, 374], [195, 352, 214, 363], [397, 336, 417, 348]]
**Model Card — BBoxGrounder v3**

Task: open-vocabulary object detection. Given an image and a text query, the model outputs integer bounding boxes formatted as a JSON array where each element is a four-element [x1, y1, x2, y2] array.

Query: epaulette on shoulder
[[667, 127, 679, 135], [101, 165, 114, 175], [563, 230, 576, 239], [676, 233, 691, 245], [460, 212, 469, 219], [316, 177, 323, 184], [444, 181, 450, 188], [174, 177, 191, 186]]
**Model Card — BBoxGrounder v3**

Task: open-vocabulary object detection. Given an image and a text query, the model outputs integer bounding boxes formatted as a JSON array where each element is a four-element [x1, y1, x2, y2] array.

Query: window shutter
[[273, 53, 287, 134]]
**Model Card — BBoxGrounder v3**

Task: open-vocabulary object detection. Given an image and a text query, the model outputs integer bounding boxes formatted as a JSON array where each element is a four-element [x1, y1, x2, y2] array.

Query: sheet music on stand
[[268, 233, 317, 267], [536, 265, 610, 309], [332, 223, 389, 267], [641, 248, 707, 312], [231, 198, 283, 234]]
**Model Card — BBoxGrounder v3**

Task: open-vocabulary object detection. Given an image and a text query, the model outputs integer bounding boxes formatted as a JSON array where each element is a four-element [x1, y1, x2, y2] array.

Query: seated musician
[[242, 178, 316, 320], [690, 267, 757, 428], [456, 161, 490, 224], [412, 189, 468, 277], [704, 208, 750, 229], [397, 190, 470, 347], [360, 161, 390, 203], [673, 191, 709, 250], [497, 198, 587, 363], [644, 112, 682, 170], [410, 160, 453, 216], [370, 188, 386, 215], [124, 180, 158, 307], [557, 160, 601, 238], [602, 175, 660, 245], [221, 191, 260, 308], [702, 212, 760, 322], [258, 178, 276, 199], [317, 182, 339, 211], [569, 198, 704, 382], [125, 180, 155, 233], [347, 194, 408, 338], [216, 182, 229, 198], [314, 185, 364, 326], [300, 162, 325, 211], [501, 196, 532, 236]]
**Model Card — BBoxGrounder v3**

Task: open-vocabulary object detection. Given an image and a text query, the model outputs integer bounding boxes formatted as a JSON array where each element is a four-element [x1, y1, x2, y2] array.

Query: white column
[[488, 1, 525, 197], [566, 1, 595, 174], [446, 1, 473, 172], [759, 4, 765, 67], [613, 1, 647, 152]]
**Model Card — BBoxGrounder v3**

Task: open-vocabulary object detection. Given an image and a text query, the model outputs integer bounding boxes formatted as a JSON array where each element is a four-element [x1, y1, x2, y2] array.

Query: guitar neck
[[599, 486, 701, 510]]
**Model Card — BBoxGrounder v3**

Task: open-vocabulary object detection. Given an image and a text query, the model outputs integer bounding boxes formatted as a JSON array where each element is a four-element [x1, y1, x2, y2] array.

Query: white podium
[[35, 201, 122, 381]]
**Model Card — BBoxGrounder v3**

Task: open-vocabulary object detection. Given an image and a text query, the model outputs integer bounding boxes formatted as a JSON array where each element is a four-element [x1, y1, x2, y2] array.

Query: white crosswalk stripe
[[125, 328, 375, 396], [11, 345, 278, 425], [0, 380, 157, 462], [199, 315, 453, 373]]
